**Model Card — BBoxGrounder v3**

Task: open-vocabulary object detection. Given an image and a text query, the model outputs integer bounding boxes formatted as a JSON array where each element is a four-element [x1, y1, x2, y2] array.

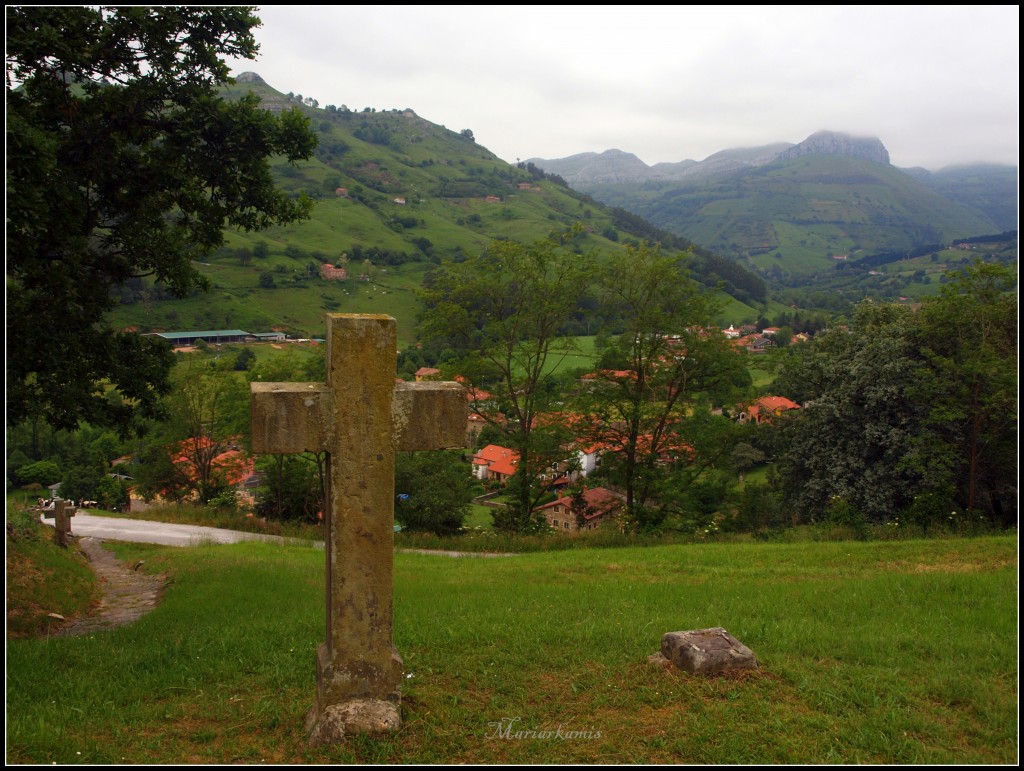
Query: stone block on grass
[[659, 627, 758, 674]]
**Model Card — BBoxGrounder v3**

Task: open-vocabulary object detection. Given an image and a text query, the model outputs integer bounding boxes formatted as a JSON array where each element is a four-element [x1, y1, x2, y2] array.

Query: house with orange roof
[[414, 367, 441, 381], [737, 395, 801, 425], [534, 486, 623, 533], [471, 444, 519, 484]]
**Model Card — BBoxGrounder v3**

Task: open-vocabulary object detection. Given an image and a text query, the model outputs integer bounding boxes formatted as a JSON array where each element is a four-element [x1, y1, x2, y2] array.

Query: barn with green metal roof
[[145, 330, 254, 348]]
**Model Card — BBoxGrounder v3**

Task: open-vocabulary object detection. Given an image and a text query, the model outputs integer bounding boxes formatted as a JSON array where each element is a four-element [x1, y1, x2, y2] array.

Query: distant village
[[128, 322, 809, 533]]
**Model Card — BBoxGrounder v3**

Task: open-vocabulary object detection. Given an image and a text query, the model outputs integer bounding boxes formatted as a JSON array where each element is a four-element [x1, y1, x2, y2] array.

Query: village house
[[736, 334, 774, 353], [574, 441, 605, 478], [535, 486, 623, 534], [471, 444, 519, 485], [320, 263, 348, 281], [414, 367, 441, 382], [737, 395, 801, 425], [466, 412, 489, 446]]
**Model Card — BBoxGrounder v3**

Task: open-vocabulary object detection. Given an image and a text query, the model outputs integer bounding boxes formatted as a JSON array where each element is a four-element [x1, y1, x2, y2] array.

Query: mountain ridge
[[527, 130, 1017, 276]]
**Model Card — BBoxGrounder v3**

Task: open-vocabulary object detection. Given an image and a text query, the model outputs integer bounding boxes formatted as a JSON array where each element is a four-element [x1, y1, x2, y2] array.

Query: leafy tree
[[233, 348, 257, 371], [731, 442, 766, 472], [574, 243, 748, 531], [259, 271, 276, 289], [159, 362, 250, 503], [6, 6, 316, 436], [254, 453, 324, 522], [59, 455, 105, 504], [395, 451, 476, 535], [131, 441, 193, 504], [6, 450, 33, 486], [909, 260, 1017, 526], [770, 278, 1016, 529], [569, 488, 594, 531], [16, 460, 62, 488], [419, 235, 591, 532], [771, 304, 928, 523], [94, 474, 131, 512]]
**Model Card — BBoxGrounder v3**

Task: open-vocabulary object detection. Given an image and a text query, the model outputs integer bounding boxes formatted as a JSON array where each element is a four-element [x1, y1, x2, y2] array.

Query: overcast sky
[[224, 5, 1019, 171]]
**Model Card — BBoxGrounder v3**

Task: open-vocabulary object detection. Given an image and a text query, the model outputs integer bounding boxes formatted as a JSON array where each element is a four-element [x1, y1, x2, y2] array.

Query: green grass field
[[6, 533, 1016, 764]]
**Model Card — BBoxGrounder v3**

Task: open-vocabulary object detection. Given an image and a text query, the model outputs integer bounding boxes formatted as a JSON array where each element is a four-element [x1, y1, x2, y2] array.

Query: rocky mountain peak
[[779, 130, 890, 165]]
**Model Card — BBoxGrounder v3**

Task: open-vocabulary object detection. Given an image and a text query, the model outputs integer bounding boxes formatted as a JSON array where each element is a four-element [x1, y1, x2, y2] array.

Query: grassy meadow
[[5, 532, 1017, 764]]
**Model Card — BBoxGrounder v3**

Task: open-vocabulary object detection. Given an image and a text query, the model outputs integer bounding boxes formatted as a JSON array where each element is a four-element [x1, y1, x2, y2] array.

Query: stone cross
[[250, 314, 466, 743], [42, 499, 75, 548]]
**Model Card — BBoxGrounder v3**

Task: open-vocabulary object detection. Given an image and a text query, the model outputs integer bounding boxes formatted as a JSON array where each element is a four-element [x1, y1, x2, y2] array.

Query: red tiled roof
[[536, 487, 621, 519], [473, 444, 519, 476], [757, 395, 801, 412]]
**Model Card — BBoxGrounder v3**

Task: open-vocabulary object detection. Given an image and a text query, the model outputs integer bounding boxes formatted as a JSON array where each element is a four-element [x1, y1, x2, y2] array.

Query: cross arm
[[393, 381, 468, 451], [251, 382, 331, 454]]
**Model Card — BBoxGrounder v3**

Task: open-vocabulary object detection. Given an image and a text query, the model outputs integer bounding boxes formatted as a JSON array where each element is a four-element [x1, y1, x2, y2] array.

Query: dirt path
[[53, 537, 168, 637]]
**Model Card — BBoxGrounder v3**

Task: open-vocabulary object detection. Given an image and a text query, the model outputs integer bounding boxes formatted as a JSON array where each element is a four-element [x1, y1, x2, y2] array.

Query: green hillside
[[104, 74, 766, 345], [588, 154, 1003, 280]]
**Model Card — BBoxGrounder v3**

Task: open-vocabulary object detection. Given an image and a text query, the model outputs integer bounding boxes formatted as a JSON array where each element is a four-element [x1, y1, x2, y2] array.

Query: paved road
[[39, 513, 516, 557], [40, 512, 314, 548]]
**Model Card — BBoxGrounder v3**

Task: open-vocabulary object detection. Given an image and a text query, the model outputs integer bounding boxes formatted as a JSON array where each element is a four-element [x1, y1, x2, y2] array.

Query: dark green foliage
[[59, 458, 105, 504], [6, 450, 33, 486], [16, 460, 62, 487], [233, 348, 256, 371], [395, 451, 475, 535], [254, 453, 324, 522], [94, 475, 131, 512], [771, 306, 932, 523], [771, 261, 1016, 526], [727, 482, 787, 533], [5, 6, 316, 436]]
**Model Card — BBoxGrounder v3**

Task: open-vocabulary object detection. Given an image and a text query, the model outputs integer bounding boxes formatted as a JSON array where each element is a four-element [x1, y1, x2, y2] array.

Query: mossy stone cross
[[251, 314, 466, 743]]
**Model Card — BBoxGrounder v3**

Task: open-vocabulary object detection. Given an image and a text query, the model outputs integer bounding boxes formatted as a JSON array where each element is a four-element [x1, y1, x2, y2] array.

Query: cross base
[[306, 700, 401, 744], [307, 641, 403, 743]]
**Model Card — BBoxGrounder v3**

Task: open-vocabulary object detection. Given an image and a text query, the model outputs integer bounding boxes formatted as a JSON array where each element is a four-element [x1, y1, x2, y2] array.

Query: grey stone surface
[[306, 699, 401, 744], [660, 627, 758, 674]]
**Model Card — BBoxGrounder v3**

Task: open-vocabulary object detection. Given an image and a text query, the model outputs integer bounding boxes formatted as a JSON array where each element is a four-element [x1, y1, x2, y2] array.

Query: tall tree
[[910, 260, 1017, 526], [418, 234, 591, 531], [169, 362, 250, 502], [575, 243, 748, 530], [771, 303, 928, 523], [6, 6, 316, 436]]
